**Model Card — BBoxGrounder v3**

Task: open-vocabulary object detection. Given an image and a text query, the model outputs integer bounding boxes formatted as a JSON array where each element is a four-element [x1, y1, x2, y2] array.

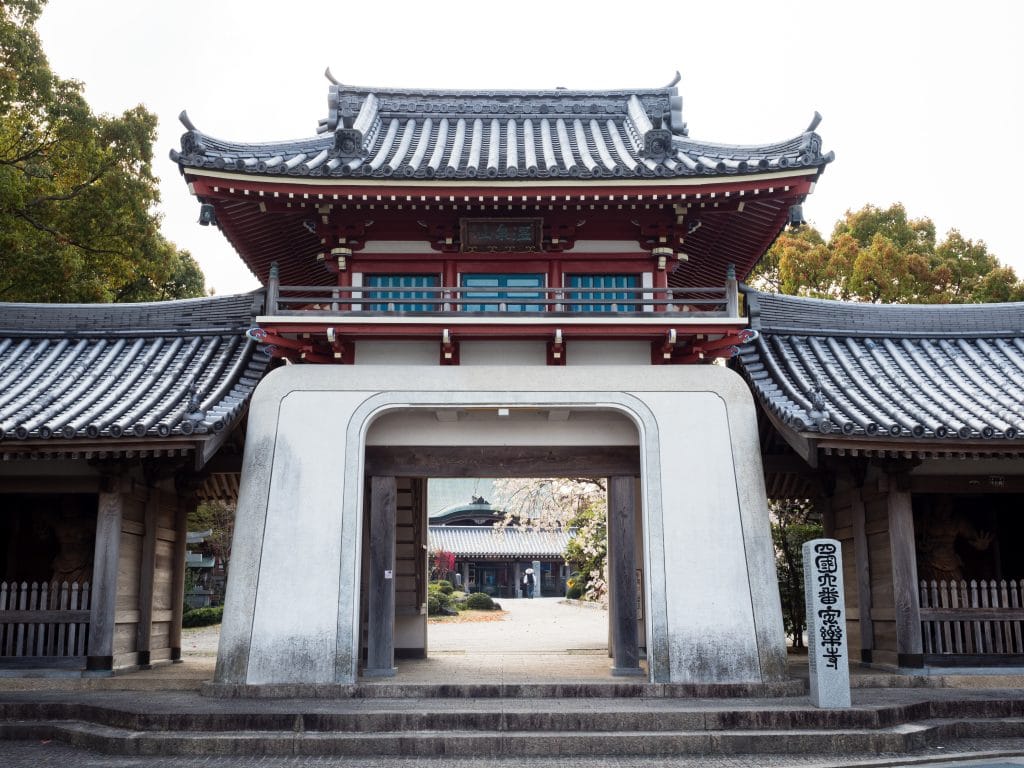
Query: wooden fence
[[0, 580, 90, 663], [919, 579, 1024, 660]]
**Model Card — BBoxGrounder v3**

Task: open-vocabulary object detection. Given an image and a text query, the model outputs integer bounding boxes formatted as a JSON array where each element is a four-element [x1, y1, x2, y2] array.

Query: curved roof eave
[[0, 291, 269, 467], [172, 81, 831, 183], [736, 290, 1024, 456]]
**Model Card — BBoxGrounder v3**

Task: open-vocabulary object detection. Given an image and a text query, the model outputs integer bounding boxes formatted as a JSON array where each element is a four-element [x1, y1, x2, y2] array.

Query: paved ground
[[429, 596, 607, 653], [405, 596, 623, 682], [2, 599, 1024, 766]]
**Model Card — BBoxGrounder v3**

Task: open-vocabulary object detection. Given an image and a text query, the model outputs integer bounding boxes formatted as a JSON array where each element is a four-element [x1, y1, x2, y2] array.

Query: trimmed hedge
[[465, 592, 495, 610], [182, 606, 223, 628]]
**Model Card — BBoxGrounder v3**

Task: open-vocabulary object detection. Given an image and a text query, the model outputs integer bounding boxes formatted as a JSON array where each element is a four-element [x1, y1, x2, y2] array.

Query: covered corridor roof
[[0, 292, 268, 465], [736, 290, 1024, 461]]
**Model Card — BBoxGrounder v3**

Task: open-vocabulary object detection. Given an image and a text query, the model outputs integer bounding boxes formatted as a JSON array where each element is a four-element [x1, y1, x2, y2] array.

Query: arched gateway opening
[[360, 408, 643, 678], [213, 364, 786, 688]]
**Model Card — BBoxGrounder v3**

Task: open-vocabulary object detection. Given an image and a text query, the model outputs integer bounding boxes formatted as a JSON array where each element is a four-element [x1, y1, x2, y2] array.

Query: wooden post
[[88, 490, 123, 672], [850, 487, 874, 663], [725, 264, 739, 317], [135, 491, 159, 668], [365, 476, 397, 677], [169, 500, 189, 662], [887, 479, 923, 667], [608, 475, 642, 676], [267, 261, 280, 314]]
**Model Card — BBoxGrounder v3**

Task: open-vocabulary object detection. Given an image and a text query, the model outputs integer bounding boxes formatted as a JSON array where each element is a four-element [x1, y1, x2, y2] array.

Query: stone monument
[[803, 538, 851, 708]]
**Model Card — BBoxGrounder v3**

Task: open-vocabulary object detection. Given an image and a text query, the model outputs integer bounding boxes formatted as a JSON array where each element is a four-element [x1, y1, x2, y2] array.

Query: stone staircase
[[2, 686, 1024, 758]]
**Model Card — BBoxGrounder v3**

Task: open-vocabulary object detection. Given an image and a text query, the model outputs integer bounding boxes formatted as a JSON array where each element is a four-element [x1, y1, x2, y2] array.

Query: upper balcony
[[253, 265, 751, 365], [263, 279, 741, 318]]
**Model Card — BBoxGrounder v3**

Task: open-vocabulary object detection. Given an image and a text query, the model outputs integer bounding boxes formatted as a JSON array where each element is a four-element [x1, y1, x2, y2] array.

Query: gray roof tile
[[0, 293, 268, 449], [737, 291, 1024, 445], [428, 526, 572, 558], [172, 81, 832, 181]]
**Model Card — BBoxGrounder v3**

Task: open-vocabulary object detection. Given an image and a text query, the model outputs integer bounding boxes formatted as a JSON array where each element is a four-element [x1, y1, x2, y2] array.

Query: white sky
[[36, 0, 1024, 296]]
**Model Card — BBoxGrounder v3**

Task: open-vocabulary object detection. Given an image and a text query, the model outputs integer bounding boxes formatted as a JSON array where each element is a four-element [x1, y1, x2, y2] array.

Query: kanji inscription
[[460, 218, 542, 252], [803, 538, 851, 708]]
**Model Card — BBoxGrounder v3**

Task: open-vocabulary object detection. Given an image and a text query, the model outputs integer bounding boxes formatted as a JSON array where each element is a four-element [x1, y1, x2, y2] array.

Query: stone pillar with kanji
[[803, 538, 851, 708]]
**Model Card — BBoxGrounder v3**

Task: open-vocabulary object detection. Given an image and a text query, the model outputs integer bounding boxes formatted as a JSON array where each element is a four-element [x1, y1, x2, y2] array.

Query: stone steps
[[3, 695, 1024, 758], [0, 720, 971, 757], [203, 680, 807, 699]]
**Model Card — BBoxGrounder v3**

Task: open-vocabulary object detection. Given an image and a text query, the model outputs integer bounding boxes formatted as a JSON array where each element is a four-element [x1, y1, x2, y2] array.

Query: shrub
[[428, 590, 453, 616], [465, 592, 495, 610], [182, 606, 223, 628], [566, 583, 584, 600], [434, 580, 454, 595]]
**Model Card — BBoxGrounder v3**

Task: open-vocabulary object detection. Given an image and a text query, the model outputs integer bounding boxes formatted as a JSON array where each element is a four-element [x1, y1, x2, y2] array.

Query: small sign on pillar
[[802, 538, 851, 708]]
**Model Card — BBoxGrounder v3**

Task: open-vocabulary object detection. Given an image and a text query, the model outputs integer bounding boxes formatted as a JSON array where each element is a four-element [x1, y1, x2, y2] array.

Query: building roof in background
[[736, 290, 1024, 460], [0, 292, 268, 465], [428, 525, 572, 559]]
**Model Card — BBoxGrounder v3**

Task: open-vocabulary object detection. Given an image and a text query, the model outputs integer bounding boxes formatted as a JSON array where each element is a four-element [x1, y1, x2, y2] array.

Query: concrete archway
[[214, 365, 785, 687]]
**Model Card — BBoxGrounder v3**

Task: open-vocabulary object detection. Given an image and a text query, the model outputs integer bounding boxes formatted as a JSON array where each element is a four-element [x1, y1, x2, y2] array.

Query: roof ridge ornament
[[626, 94, 673, 160], [177, 110, 206, 156], [332, 92, 378, 160]]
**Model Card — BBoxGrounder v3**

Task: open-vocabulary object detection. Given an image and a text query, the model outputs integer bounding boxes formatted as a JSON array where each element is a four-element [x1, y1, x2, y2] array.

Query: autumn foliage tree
[[431, 549, 455, 581], [0, 0, 204, 302], [752, 203, 1024, 304]]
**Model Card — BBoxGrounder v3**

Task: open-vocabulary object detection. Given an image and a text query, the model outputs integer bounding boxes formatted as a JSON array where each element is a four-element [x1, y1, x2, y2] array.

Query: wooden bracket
[[326, 327, 355, 364], [650, 329, 678, 364], [440, 329, 460, 365], [547, 329, 566, 365]]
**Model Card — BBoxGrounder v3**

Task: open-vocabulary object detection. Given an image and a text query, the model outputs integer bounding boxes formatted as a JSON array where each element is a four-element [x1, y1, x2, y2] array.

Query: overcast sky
[[36, 0, 1024, 297]]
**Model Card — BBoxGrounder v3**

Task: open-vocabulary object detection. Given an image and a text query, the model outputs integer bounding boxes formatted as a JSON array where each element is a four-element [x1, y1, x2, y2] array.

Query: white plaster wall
[[354, 341, 437, 365], [216, 364, 785, 686], [245, 392, 366, 684], [395, 615, 425, 651], [568, 341, 651, 365], [366, 410, 638, 446], [458, 341, 547, 365], [643, 392, 761, 682]]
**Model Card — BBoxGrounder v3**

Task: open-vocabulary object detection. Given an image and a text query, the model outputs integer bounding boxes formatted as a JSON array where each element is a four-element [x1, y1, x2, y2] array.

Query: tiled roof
[[428, 525, 572, 559], [0, 292, 269, 459], [736, 291, 1024, 450], [172, 78, 832, 181]]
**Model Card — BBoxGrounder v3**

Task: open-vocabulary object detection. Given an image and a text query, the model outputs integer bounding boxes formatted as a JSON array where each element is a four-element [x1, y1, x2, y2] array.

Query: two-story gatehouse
[[167, 73, 832, 685]]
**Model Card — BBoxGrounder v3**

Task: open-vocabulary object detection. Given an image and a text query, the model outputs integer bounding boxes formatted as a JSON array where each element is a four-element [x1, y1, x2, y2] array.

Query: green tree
[[0, 0, 204, 302], [770, 499, 822, 648], [752, 203, 1024, 304]]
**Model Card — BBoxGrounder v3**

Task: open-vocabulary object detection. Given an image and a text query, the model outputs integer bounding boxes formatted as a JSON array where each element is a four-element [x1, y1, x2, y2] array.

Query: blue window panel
[[461, 274, 545, 312], [567, 274, 639, 312], [365, 274, 438, 312]]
